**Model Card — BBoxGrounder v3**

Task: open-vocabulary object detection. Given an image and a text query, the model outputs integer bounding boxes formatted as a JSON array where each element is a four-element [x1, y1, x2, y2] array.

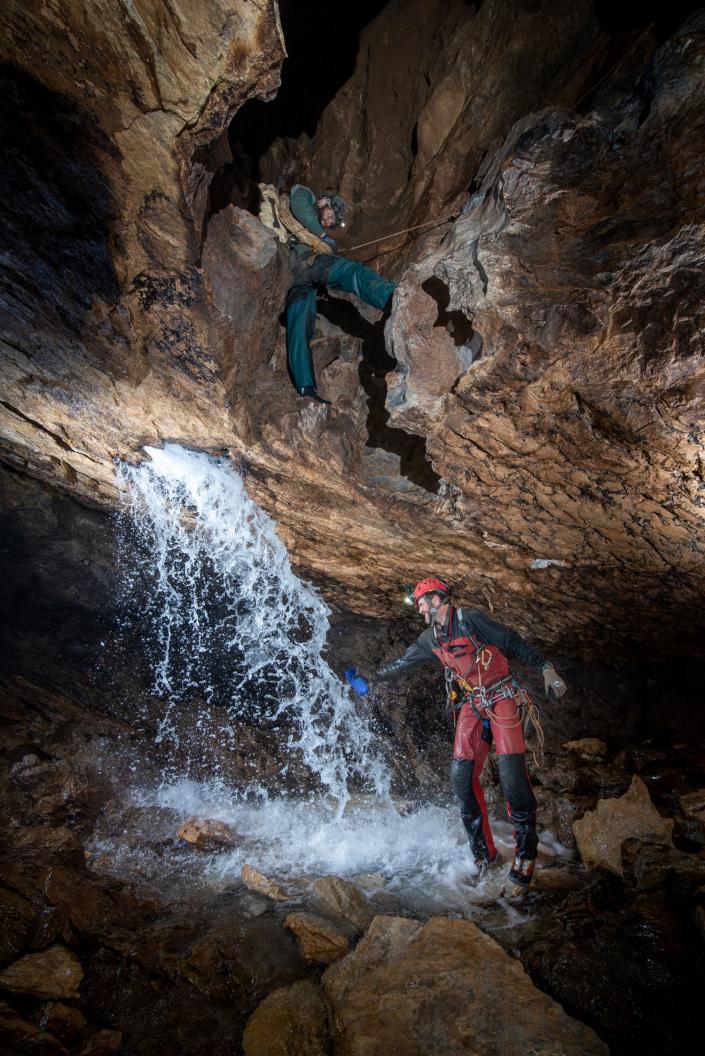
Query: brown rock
[[10, 826, 87, 872], [241, 864, 291, 902], [79, 1030, 123, 1055], [573, 775, 674, 875], [322, 915, 608, 1054], [284, 913, 349, 965], [0, 998, 68, 1056], [0, 884, 38, 968], [242, 980, 329, 1056], [312, 876, 374, 933], [177, 816, 238, 850], [679, 789, 705, 821], [0, 945, 83, 999], [32, 1002, 88, 1047], [563, 738, 609, 758]]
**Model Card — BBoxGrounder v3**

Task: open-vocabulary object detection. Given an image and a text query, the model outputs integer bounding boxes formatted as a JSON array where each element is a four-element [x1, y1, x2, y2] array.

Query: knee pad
[[497, 752, 537, 815]]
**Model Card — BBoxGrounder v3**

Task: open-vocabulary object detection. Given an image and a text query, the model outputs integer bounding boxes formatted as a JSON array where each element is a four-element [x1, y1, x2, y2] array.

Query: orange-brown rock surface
[[0, 3, 704, 662], [322, 914, 609, 1055]]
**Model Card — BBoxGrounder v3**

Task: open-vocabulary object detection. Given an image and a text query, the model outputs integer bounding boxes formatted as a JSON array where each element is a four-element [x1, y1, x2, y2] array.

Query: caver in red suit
[[369, 578, 567, 889]]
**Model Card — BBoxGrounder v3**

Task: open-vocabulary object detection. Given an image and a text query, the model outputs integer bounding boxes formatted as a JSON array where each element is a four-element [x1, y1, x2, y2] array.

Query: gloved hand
[[321, 233, 337, 252], [543, 664, 567, 699], [344, 666, 369, 696]]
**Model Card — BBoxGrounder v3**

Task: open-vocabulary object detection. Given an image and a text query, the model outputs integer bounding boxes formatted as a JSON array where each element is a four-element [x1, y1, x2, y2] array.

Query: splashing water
[[117, 444, 390, 808]]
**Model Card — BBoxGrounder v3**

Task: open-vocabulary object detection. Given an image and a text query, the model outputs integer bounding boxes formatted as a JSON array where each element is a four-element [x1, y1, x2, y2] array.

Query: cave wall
[[0, 1, 703, 669]]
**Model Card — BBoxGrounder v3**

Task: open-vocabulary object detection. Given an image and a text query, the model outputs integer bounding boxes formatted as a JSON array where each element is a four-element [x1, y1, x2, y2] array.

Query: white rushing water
[[117, 443, 389, 807], [111, 443, 570, 913]]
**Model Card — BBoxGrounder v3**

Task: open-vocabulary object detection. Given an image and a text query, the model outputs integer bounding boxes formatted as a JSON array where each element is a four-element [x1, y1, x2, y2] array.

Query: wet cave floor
[[2, 675, 705, 1055]]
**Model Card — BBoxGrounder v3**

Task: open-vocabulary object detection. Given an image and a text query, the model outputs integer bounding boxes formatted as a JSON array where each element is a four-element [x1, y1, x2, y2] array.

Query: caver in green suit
[[285, 185, 396, 401]]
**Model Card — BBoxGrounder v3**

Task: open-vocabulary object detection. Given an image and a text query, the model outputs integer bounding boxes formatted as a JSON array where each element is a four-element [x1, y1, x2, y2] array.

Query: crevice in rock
[[422, 276, 484, 370], [317, 294, 441, 494]]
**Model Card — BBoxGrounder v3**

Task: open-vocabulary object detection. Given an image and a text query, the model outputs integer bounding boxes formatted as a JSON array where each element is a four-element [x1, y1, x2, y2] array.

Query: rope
[[347, 213, 457, 257]]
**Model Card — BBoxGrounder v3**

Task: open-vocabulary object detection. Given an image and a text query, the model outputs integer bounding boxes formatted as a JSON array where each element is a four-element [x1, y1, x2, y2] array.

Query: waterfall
[[116, 444, 390, 807]]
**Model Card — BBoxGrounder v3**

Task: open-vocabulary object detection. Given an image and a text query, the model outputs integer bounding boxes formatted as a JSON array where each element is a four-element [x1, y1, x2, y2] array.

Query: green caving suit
[[285, 185, 396, 393]]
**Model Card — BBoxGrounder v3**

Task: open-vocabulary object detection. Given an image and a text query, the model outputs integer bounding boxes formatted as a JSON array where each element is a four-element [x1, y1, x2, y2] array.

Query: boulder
[[0, 945, 83, 1000], [241, 864, 291, 902], [242, 979, 329, 1056], [322, 915, 608, 1054], [312, 876, 375, 933], [573, 775, 674, 875], [0, 998, 68, 1056], [563, 738, 608, 758], [177, 817, 238, 850], [284, 913, 349, 965], [32, 1002, 88, 1047]]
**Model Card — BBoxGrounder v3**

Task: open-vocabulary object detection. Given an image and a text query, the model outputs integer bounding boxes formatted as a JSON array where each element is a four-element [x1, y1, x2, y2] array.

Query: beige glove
[[543, 664, 567, 698]]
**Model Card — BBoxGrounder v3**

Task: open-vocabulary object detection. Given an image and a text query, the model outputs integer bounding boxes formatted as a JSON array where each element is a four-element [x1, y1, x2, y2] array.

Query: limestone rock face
[[306, 0, 610, 253], [322, 914, 608, 1055], [386, 14, 705, 655], [0, 0, 704, 667], [242, 980, 329, 1056], [573, 775, 674, 875]]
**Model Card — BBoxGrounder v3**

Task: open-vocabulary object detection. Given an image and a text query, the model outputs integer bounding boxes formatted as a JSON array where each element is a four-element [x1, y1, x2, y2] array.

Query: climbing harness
[[438, 607, 546, 768]]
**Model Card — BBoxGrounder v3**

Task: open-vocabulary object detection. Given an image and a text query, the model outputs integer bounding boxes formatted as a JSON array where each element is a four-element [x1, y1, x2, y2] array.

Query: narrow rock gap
[[316, 294, 442, 493]]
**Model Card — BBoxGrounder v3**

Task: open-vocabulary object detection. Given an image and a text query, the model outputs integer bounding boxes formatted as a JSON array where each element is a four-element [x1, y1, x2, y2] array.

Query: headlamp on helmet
[[411, 577, 450, 611]]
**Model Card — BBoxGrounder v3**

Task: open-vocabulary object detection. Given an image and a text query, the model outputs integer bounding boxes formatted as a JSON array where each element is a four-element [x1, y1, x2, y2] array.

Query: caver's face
[[416, 593, 443, 625], [317, 204, 336, 229]]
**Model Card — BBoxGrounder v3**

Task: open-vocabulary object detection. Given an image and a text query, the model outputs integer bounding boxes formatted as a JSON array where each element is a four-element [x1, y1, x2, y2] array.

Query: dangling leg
[[285, 280, 318, 394], [450, 704, 496, 867], [491, 694, 538, 890]]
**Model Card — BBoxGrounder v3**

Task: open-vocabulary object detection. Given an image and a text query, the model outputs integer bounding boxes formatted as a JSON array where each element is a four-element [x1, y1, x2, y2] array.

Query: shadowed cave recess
[[1, 1, 705, 1055]]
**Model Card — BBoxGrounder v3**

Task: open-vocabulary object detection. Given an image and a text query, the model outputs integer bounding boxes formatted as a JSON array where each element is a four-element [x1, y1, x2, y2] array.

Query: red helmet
[[412, 577, 450, 608]]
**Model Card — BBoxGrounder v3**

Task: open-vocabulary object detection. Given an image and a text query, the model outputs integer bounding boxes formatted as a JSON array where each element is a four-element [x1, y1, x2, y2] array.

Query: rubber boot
[[450, 758, 497, 868], [497, 752, 538, 894]]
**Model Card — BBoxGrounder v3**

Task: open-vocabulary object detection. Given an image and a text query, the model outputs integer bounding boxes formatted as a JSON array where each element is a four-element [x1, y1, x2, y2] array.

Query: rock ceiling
[[1, 0, 704, 659]]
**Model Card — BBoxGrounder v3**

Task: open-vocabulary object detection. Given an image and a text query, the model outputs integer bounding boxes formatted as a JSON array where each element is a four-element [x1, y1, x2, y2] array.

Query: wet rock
[[9, 826, 87, 872], [176, 817, 238, 850], [241, 864, 291, 902], [322, 915, 608, 1054], [679, 788, 705, 821], [78, 1029, 123, 1055], [32, 1001, 88, 1047], [563, 738, 608, 758], [284, 913, 349, 965], [10, 757, 89, 819], [43, 867, 122, 936], [312, 876, 374, 933], [0, 998, 68, 1055], [621, 837, 705, 893], [573, 775, 674, 875], [0, 944, 83, 999], [0, 884, 38, 968], [242, 979, 329, 1056]]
